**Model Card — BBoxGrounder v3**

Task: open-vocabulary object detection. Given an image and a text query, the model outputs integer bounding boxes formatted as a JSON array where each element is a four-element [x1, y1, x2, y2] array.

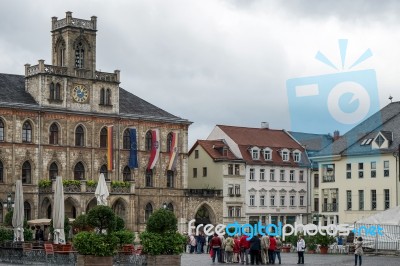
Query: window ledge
[[279, 180, 287, 182], [299, 180, 306, 183], [289, 181, 296, 183], [249, 179, 256, 181], [99, 104, 113, 107], [269, 180, 277, 182], [48, 99, 63, 103], [259, 180, 267, 182]]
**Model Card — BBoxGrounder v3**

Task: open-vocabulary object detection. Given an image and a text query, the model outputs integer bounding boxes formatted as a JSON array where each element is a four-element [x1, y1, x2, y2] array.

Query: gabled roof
[[216, 125, 310, 167], [188, 140, 242, 161], [0, 73, 188, 123], [315, 102, 400, 157]]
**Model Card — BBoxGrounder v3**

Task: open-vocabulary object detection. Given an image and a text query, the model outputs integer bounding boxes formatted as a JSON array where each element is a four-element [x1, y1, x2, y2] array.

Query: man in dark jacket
[[249, 234, 261, 265]]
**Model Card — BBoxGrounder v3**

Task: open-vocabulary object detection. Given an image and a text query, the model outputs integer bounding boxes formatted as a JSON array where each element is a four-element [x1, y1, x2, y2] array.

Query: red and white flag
[[147, 129, 160, 170]]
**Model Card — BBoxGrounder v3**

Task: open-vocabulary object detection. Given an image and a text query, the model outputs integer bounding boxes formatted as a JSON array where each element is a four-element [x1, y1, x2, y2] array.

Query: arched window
[[167, 203, 174, 213], [49, 162, 58, 180], [100, 127, 107, 148], [166, 133, 173, 152], [55, 83, 61, 100], [75, 125, 84, 147], [106, 89, 111, 105], [24, 201, 31, 221], [0, 119, 4, 141], [0, 161, 3, 183], [146, 169, 153, 187], [167, 170, 174, 188], [59, 44, 65, 66], [145, 203, 153, 221], [49, 82, 55, 100], [75, 41, 85, 68], [100, 88, 105, 105], [22, 121, 32, 143], [22, 161, 31, 184], [145, 131, 152, 151], [123, 129, 130, 150], [49, 123, 59, 145], [74, 162, 85, 180], [100, 164, 108, 180], [123, 166, 131, 181]]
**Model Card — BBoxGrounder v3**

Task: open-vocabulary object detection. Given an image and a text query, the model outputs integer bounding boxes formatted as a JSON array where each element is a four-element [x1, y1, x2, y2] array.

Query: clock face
[[72, 85, 89, 103]]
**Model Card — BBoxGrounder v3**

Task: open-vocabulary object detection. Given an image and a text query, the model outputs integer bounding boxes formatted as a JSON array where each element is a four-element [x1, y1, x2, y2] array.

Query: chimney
[[261, 122, 269, 129], [333, 130, 340, 140]]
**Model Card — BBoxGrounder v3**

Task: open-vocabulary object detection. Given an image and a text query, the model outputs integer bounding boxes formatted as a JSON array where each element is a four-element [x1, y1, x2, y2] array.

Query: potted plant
[[282, 233, 298, 252], [140, 208, 186, 266], [314, 232, 335, 254], [73, 206, 119, 266], [304, 235, 317, 253]]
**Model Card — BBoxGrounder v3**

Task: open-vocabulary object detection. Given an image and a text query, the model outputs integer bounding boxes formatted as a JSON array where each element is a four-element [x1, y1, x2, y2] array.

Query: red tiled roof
[[189, 140, 241, 161]]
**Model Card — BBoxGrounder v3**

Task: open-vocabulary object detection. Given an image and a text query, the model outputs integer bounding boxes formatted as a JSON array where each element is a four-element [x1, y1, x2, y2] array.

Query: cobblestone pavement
[[181, 252, 400, 266]]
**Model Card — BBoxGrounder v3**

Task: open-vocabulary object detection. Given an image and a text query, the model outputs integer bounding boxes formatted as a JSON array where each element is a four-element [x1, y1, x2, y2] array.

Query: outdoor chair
[[44, 243, 54, 263]]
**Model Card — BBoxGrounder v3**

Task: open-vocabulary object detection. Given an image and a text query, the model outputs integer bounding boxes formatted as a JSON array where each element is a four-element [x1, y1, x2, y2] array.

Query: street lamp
[[162, 202, 167, 209], [4, 193, 14, 212]]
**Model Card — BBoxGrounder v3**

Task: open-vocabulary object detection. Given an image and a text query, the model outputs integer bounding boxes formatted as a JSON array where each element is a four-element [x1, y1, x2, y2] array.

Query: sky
[[1, 0, 400, 147]]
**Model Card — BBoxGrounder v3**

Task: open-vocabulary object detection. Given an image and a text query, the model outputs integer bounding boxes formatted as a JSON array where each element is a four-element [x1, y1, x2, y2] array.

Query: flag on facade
[[167, 132, 179, 171], [107, 126, 114, 171], [147, 129, 160, 170], [129, 128, 138, 168]]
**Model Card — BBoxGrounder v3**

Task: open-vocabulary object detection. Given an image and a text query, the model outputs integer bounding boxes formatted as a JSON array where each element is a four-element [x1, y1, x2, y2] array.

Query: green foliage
[[72, 214, 92, 232], [112, 230, 135, 246], [314, 232, 336, 247], [38, 179, 52, 188], [0, 227, 13, 242], [304, 235, 317, 250], [86, 180, 97, 187], [140, 208, 185, 255], [284, 232, 299, 247], [73, 231, 119, 256], [140, 231, 186, 255], [87, 205, 116, 233], [111, 181, 130, 188], [115, 216, 125, 231], [146, 209, 177, 234], [63, 180, 81, 186], [24, 228, 33, 241], [4, 211, 13, 226]]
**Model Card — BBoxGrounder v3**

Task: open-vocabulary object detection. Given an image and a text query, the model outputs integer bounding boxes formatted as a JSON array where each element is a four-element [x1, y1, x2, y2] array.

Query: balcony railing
[[322, 203, 338, 212], [322, 175, 335, 182], [185, 189, 223, 197]]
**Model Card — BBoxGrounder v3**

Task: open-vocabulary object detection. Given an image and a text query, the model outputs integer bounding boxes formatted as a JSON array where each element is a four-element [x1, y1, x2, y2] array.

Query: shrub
[[63, 180, 81, 186], [111, 181, 130, 188], [72, 214, 92, 232], [314, 232, 335, 247], [87, 205, 116, 233], [140, 208, 186, 255], [115, 216, 125, 231], [86, 180, 97, 187], [73, 231, 119, 256], [38, 179, 52, 188], [4, 211, 13, 226], [24, 228, 33, 241], [146, 209, 177, 234], [113, 230, 135, 246], [0, 227, 13, 242]]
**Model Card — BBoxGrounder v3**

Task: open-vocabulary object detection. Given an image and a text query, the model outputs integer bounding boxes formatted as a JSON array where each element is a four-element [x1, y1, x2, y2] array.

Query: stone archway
[[41, 197, 52, 219], [65, 197, 78, 219], [86, 198, 97, 213], [194, 203, 217, 226], [112, 198, 127, 221]]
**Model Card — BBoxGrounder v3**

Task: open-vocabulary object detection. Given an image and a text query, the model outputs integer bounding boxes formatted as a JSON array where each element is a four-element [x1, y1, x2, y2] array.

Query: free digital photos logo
[[286, 39, 380, 134]]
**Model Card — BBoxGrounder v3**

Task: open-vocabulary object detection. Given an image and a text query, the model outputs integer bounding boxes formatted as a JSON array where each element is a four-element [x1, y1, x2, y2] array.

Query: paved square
[[181, 252, 400, 266]]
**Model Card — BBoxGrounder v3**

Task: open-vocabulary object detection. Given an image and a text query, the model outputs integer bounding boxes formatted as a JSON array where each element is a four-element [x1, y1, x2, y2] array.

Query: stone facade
[[0, 12, 192, 233]]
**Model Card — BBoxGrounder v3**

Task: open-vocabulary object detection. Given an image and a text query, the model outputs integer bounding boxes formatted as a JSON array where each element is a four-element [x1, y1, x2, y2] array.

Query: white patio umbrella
[[53, 176, 66, 244], [95, 173, 109, 206], [12, 180, 24, 242]]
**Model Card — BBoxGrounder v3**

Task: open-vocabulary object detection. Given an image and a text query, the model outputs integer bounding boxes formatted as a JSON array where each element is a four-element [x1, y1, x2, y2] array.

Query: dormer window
[[264, 148, 272, 160], [281, 149, 289, 161], [251, 147, 260, 160], [293, 150, 301, 162], [375, 134, 384, 147]]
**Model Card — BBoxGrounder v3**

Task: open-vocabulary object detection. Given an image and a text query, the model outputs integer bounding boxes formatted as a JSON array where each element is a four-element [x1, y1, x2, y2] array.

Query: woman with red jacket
[[233, 235, 241, 263], [210, 233, 222, 263], [268, 236, 277, 264], [240, 235, 250, 265]]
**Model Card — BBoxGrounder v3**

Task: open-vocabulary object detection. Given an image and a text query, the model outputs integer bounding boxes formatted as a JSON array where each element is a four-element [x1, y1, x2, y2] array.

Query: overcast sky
[[1, 0, 400, 147]]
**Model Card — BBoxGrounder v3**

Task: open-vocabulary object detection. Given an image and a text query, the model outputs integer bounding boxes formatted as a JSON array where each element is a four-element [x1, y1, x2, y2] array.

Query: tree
[[87, 205, 116, 233]]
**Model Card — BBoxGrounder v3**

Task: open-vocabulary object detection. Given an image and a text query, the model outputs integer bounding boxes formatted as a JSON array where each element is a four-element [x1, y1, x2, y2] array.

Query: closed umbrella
[[53, 176, 66, 244], [12, 180, 24, 242], [95, 173, 109, 206]]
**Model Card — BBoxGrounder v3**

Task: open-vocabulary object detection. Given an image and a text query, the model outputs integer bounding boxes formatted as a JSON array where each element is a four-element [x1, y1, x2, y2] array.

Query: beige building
[[311, 102, 400, 225], [0, 12, 191, 232], [188, 140, 246, 226]]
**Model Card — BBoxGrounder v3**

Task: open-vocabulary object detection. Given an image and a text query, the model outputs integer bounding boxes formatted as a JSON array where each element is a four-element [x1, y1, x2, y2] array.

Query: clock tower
[[25, 11, 120, 114]]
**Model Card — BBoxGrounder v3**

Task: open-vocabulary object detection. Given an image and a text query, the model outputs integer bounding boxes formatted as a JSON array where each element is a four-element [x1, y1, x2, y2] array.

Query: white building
[[207, 124, 311, 225]]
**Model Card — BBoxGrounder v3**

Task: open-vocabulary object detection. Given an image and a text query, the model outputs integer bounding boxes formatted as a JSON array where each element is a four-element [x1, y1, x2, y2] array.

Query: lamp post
[[4, 193, 14, 212], [163, 202, 167, 210]]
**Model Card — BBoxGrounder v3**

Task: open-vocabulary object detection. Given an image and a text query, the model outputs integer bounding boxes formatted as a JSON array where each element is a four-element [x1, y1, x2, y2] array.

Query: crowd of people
[[185, 232, 364, 265]]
